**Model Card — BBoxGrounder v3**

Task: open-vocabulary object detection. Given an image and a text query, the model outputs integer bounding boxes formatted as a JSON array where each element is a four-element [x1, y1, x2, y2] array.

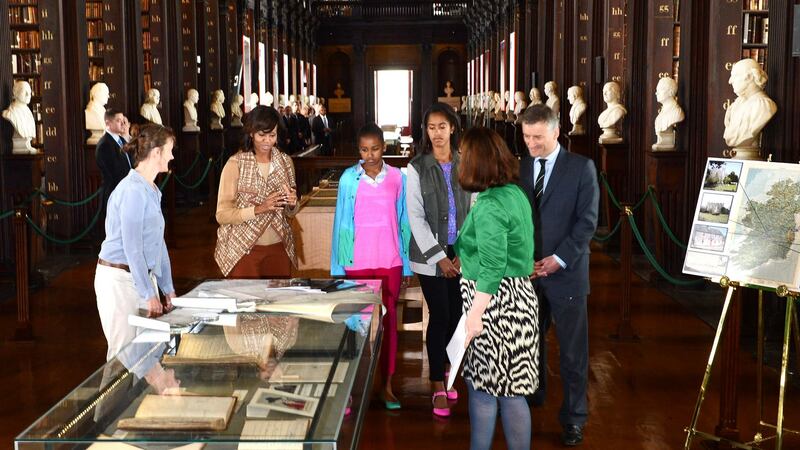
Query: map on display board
[[683, 158, 800, 290]]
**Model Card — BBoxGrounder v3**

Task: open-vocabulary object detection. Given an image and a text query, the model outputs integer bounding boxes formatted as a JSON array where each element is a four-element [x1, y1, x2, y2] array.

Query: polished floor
[[2, 205, 799, 449]]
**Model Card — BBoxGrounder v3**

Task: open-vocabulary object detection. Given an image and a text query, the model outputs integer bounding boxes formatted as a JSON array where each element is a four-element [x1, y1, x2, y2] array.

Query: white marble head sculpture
[[2, 80, 36, 152], [722, 58, 777, 159]]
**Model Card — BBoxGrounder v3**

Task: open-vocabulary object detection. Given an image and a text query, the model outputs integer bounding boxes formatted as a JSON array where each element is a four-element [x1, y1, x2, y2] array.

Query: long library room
[[2, 0, 800, 449]]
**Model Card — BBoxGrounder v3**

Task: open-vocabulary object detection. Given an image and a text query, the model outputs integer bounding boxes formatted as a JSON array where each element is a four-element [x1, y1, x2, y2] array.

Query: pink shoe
[[432, 391, 450, 417], [446, 388, 458, 400]]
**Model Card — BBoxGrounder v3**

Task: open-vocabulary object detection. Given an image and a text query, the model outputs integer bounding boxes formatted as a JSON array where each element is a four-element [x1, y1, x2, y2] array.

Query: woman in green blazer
[[455, 127, 540, 450]]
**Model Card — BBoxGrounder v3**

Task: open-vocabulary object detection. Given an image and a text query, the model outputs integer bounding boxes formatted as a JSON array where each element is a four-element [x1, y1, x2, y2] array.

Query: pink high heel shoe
[[432, 391, 450, 417], [446, 388, 458, 400]]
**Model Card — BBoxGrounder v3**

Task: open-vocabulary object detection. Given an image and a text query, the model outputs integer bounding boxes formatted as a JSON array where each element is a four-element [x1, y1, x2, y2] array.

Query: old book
[[117, 395, 236, 431], [255, 290, 379, 323], [161, 333, 272, 366]]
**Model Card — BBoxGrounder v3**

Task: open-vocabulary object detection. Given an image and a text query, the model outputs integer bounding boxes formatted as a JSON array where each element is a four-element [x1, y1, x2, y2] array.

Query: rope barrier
[[593, 218, 622, 242], [174, 158, 214, 189], [159, 172, 172, 191], [38, 187, 103, 207], [647, 189, 688, 250], [627, 213, 705, 287], [25, 204, 103, 245], [599, 172, 622, 210], [0, 210, 14, 221], [178, 150, 203, 179]]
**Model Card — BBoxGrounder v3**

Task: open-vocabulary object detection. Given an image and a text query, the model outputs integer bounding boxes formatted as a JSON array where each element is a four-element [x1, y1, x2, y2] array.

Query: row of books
[[141, 0, 150, 13], [87, 41, 104, 58], [673, 25, 681, 56], [89, 63, 104, 81], [143, 31, 151, 50], [87, 20, 103, 39], [10, 30, 40, 49], [9, 6, 38, 25], [8, 0, 39, 4], [142, 14, 150, 29], [744, 0, 768, 10], [11, 53, 41, 74], [143, 53, 152, 72], [143, 73, 152, 93], [742, 15, 768, 45], [742, 48, 767, 66], [86, 2, 102, 19]]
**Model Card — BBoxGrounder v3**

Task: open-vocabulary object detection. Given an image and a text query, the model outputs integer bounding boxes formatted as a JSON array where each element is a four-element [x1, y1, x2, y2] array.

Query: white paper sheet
[[445, 314, 467, 391]]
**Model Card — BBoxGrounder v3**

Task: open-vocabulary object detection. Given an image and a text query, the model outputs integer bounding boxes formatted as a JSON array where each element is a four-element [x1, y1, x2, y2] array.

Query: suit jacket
[[519, 146, 599, 299], [95, 132, 132, 193], [311, 115, 332, 152]]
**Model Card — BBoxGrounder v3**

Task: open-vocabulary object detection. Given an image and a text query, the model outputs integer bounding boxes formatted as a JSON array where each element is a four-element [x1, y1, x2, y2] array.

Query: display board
[[684, 158, 800, 289]]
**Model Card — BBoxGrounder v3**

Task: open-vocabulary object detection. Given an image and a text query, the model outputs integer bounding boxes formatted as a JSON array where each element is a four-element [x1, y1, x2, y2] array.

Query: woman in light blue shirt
[[95, 124, 176, 360]]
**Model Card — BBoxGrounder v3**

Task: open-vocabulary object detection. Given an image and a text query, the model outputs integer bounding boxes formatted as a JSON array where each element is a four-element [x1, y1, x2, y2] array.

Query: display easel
[[684, 276, 798, 449]]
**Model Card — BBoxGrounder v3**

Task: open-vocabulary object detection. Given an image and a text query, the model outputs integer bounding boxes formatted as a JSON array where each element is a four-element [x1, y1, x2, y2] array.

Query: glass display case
[[16, 280, 382, 449]]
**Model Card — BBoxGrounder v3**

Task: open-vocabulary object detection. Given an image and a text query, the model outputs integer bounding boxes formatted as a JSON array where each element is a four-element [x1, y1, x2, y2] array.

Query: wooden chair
[[397, 286, 429, 341]]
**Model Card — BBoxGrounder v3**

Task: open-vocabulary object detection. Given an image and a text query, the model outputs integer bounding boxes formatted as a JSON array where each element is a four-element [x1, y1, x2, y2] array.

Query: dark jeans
[[418, 246, 463, 382]]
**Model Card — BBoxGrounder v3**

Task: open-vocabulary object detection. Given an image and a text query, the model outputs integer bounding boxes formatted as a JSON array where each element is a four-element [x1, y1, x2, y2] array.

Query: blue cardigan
[[330, 163, 412, 276]]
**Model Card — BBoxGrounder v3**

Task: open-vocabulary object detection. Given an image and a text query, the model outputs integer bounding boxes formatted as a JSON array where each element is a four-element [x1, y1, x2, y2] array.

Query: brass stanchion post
[[611, 204, 638, 341], [12, 208, 33, 342]]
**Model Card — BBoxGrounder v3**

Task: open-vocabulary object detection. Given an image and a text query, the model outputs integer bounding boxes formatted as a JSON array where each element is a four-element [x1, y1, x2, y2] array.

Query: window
[[375, 70, 412, 128]]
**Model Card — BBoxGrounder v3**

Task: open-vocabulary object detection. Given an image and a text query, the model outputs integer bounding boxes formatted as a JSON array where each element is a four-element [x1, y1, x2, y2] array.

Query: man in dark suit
[[96, 108, 133, 214], [311, 105, 332, 156], [518, 105, 599, 447]]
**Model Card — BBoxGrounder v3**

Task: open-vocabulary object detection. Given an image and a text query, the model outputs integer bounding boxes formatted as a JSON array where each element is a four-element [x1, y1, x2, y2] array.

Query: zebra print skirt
[[460, 276, 540, 397]]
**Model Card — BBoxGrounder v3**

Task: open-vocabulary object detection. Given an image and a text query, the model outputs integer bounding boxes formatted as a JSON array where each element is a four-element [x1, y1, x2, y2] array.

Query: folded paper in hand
[[445, 314, 467, 391]]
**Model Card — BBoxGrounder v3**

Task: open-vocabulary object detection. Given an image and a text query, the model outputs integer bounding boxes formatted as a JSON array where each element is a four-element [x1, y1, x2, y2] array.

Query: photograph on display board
[[684, 250, 729, 277], [689, 224, 729, 252], [684, 159, 800, 289], [697, 192, 733, 224], [703, 159, 743, 192]]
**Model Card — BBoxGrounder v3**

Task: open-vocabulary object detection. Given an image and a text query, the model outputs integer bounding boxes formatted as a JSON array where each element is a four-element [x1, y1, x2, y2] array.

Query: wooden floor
[[2, 205, 799, 449]]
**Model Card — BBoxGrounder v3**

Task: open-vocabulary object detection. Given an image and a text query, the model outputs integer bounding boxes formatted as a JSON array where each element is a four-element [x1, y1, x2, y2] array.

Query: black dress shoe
[[562, 424, 584, 447]]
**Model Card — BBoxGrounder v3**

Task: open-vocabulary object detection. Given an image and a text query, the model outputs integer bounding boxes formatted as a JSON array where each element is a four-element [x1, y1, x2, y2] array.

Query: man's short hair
[[518, 104, 559, 130], [104, 108, 123, 122]]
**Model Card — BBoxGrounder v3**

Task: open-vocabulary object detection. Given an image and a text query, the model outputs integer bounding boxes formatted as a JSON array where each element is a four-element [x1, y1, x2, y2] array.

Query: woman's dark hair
[[242, 105, 285, 153], [124, 123, 175, 166], [356, 123, 385, 146], [420, 102, 461, 154], [458, 127, 519, 192]]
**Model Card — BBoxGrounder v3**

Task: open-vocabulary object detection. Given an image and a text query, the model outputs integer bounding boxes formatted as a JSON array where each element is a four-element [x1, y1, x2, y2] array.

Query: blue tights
[[467, 380, 531, 450]]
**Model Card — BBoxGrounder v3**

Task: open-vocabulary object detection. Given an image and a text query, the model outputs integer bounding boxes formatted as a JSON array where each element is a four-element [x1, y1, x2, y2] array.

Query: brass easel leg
[[775, 297, 794, 450], [791, 298, 800, 383], [757, 290, 764, 431], [685, 286, 737, 449]]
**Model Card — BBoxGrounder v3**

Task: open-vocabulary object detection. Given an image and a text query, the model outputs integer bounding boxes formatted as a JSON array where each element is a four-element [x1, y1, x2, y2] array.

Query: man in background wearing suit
[[311, 104, 332, 155], [518, 105, 599, 447], [95, 108, 133, 217]]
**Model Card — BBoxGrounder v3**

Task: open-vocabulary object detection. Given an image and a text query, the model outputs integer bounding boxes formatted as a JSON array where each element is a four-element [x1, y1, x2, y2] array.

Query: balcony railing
[[314, 1, 468, 19]]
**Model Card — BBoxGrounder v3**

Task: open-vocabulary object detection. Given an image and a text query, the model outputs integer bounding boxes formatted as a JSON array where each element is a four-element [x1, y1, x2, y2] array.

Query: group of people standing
[[278, 102, 333, 155], [92, 94, 599, 449]]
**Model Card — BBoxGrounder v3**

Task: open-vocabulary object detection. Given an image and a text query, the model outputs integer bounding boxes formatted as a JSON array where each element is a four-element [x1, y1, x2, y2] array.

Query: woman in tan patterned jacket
[[215, 106, 299, 278]]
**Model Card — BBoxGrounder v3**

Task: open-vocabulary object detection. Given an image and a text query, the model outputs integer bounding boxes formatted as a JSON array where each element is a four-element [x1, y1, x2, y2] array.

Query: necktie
[[534, 159, 546, 208], [117, 136, 125, 147], [323, 116, 328, 128]]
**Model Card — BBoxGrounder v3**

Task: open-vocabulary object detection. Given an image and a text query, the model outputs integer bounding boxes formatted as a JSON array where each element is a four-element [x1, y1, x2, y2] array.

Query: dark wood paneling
[[103, 0, 134, 113], [707, 2, 742, 158]]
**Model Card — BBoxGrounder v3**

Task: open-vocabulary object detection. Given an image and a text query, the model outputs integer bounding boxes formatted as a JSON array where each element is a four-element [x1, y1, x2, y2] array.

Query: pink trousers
[[345, 266, 403, 378]]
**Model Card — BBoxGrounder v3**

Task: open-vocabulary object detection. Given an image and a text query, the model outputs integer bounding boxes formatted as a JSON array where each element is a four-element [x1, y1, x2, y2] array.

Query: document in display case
[[15, 279, 383, 450]]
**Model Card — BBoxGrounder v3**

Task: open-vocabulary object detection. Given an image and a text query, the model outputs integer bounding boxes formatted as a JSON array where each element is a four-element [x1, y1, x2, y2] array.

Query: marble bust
[[140, 88, 163, 125], [85, 82, 109, 145], [652, 77, 685, 151], [248, 92, 259, 110], [460, 95, 468, 111], [334, 83, 345, 99], [2, 80, 37, 153], [512, 91, 527, 123], [210, 90, 225, 130], [723, 58, 777, 160], [528, 87, 543, 107], [230, 94, 244, 127], [503, 90, 511, 112], [444, 81, 455, 98], [544, 81, 560, 117], [597, 81, 627, 144], [493, 91, 504, 120], [567, 85, 587, 136], [183, 88, 200, 132]]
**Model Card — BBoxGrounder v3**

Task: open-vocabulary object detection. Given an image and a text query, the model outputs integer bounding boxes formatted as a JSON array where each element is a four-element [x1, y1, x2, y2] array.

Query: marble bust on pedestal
[[597, 81, 627, 144], [652, 77, 685, 151], [2, 80, 37, 154], [567, 85, 587, 136], [512, 91, 527, 123], [723, 58, 777, 160], [140, 88, 163, 125], [85, 82, 110, 145], [528, 87, 543, 107], [230, 94, 244, 127], [334, 83, 345, 99], [210, 90, 225, 130], [443, 81, 455, 97], [544, 81, 560, 117], [183, 88, 200, 132]]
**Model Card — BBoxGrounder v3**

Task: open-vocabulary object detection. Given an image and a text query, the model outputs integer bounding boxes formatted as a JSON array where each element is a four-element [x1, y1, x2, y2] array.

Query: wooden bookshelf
[[85, 0, 103, 82], [672, 0, 680, 81], [741, 2, 769, 69], [8, 0, 43, 148], [141, 0, 151, 92]]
